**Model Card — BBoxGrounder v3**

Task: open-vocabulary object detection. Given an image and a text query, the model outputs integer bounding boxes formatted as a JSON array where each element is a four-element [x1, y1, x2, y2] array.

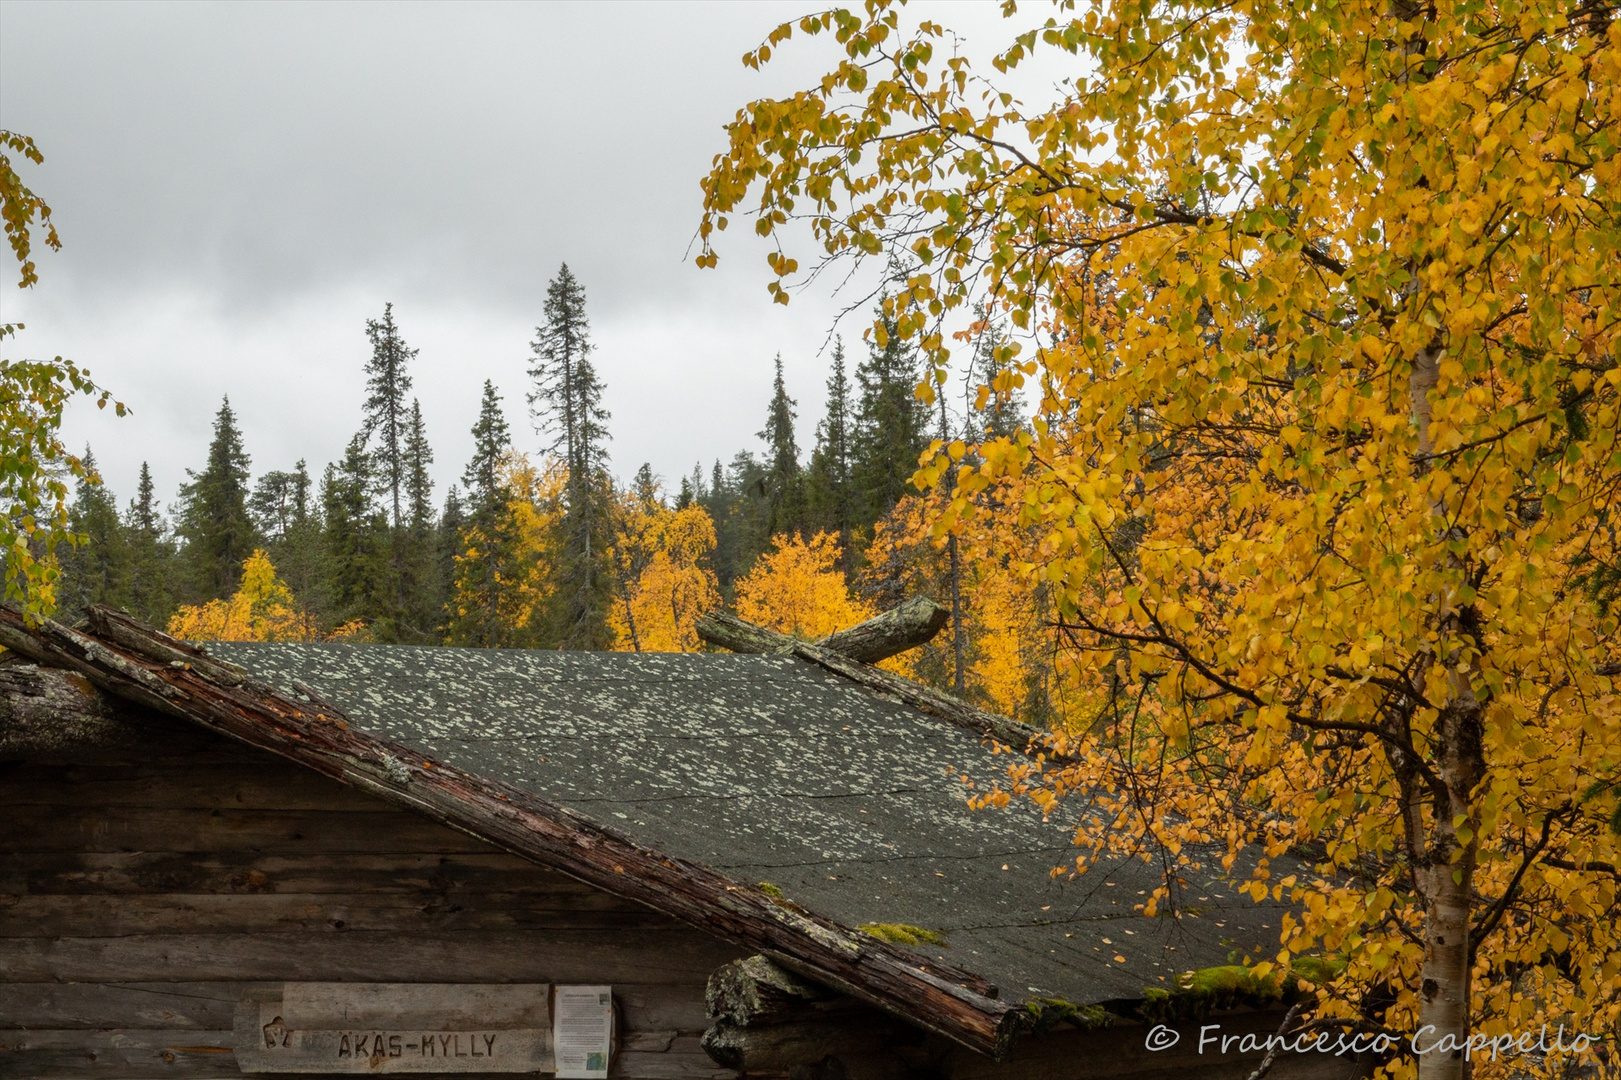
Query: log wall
[[0, 728, 742, 1079]]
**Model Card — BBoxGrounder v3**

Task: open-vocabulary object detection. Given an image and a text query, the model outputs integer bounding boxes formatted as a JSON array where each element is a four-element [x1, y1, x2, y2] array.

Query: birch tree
[[699, 3, 1621, 1076]]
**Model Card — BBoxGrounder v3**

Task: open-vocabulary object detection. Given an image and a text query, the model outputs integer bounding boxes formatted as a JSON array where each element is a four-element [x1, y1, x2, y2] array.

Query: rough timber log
[[701, 955, 924, 1078], [697, 597, 949, 665], [0, 604, 1024, 1060], [697, 610, 1050, 756], [0, 661, 210, 761], [818, 596, 949, 663]]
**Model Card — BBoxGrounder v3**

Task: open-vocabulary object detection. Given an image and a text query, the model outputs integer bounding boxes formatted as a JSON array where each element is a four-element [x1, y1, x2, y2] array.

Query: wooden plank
[[0, 982, 271, 1029], [0, 982, 708, 1035], [0, 1028, 237, 1079], [0, 892, 686, 937], [0, 762, 391, 811], [0, 851, 615, 898], [3, 806, 496, 854], [0, 1030, 739, 1079], [276, 984, 550, 1028], [0, 931, 745, 984]]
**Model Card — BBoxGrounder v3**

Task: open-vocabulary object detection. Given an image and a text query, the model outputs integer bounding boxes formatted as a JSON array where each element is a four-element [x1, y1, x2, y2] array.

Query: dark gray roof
[[210, 644, 1287, 1009]]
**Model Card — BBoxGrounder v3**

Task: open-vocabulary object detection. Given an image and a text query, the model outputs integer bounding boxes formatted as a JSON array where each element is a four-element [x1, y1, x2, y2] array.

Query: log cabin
[[1, 604, 1367, 1079]]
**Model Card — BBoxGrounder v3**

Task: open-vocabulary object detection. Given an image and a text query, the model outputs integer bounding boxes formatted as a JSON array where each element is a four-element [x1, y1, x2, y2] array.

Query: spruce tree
[[177, 396, 257, 601], [632, 463, 660, 508], [276, 459, 325, 632], [362, 303, 418, 530], [398, 398, 438, 641], [58, 448, 127, 618], [527, 264, 613, 649], [404, 400, 435, 535], [759, 354, 805, 537], [448, 381, 525, 647], [124, 462, 175, 625], [321, 434, 385, 629], [434, 485, 464, 641], [807, 337, 856, 567], [709, 451, 771, 592], [464, 381, 511, 512], [851, 302, 929, 526]]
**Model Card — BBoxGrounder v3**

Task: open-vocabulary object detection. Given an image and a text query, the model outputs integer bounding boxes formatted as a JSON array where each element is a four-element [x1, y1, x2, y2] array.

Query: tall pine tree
[[851, 302, 928, 527], [527, 264, 613, 649], [124, 462, 175, 625], [362, 303, 418, 530], [177, 397, 256, 601], [448, 381, 525, 647], [275, 459, 325, 631], [249, 470, 303, 542], [58, 448, 127, 618], [398, 398, 438, 641], [434, 485, 464, 640], [321, 434, 385, 629], [807, 337, 856, 569], [759, 354, 805, 538]]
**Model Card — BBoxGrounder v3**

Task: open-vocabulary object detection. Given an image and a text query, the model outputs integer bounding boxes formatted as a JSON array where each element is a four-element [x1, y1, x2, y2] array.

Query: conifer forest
[[52, 265, 1055, 722]]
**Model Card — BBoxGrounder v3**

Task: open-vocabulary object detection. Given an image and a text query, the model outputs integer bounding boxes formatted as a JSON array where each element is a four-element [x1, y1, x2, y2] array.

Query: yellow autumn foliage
[[735, 531, 871, 641], [611, 502, 721, 652], [168, 549, 323, 642]]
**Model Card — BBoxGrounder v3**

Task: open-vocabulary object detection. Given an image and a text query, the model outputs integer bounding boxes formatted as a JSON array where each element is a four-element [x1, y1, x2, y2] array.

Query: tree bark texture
[[1409, 335, 1486, 1080], [0, 604, 1024, 1060], [698, 598, 949, 665], [818, 596, 950, 664]]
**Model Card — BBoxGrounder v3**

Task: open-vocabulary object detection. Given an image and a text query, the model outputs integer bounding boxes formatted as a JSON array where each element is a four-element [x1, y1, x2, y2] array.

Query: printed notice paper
[[552, 985, 612, 1079]]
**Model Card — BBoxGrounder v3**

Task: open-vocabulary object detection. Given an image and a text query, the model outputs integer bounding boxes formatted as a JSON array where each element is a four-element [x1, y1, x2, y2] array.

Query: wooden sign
[[234, 983, 553, 1074]]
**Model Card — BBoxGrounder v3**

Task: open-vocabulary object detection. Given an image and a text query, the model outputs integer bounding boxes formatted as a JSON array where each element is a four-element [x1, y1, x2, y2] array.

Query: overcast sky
[[0, 1, 1036, 509]]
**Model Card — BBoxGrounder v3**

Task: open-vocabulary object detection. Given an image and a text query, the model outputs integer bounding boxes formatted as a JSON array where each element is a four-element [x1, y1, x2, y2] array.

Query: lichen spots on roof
[[210, 643, 1286, 1008]]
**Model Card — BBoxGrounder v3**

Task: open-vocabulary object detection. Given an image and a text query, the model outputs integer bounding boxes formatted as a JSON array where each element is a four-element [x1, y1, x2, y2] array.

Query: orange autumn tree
[[169, 549, 324, 642], [735, 531, 871, 641], [700, 2, 1621, 1077], [864, 493, 1060, 723], [611, 499, 722, 652]]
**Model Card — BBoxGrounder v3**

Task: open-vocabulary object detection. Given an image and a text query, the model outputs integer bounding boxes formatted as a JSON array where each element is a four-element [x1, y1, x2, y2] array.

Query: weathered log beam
[[0, 662, 133, 758], [697, 610, 1053, 758], [0, 604, 1024, 1061], [819, 597, 949, 664], [702, 955, 929, 1078], [695, 611, 797, 656], [697, 597, 949, 664]]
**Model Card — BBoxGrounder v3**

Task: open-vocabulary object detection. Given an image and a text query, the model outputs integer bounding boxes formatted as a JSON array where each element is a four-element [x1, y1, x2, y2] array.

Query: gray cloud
[[1, 0, 1023, 505]]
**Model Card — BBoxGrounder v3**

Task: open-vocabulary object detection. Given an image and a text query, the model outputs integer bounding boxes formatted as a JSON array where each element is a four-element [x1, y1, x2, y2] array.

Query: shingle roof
[[208, 644, 1288, 1010]]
